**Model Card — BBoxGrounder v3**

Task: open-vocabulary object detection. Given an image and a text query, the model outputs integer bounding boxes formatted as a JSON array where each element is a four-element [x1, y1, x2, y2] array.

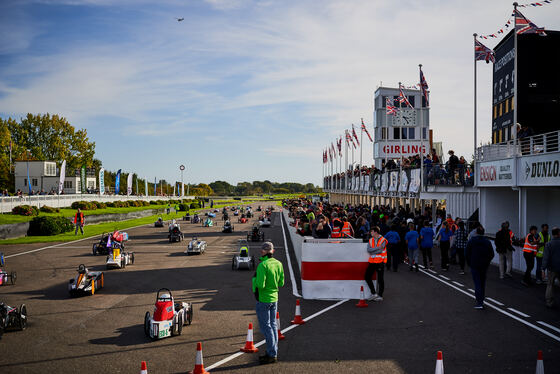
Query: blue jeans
[[256, 301, 278, 357], [471, 268, 487, 306]]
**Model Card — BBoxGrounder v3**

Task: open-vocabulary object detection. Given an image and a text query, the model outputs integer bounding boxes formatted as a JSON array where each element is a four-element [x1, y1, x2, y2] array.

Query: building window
[[64, 181, 72, 188], [407, 96, 415, 108], [87, 181, 95, 188], [24, 178, 28, 186], [32, 179, 38, 187], [381, 127, 388, 140], [511, 97, 514, 110], [422, 127, 427, 140], [44, 163, 56, 176], [505, 99, 509, 113], [402, 128, 415, 140], [498, 129, 502, 143], [493, 132, 497, 144], [499, 103, 503, 116], [393, 127, 401, 140], [493, 105, 497, 119]]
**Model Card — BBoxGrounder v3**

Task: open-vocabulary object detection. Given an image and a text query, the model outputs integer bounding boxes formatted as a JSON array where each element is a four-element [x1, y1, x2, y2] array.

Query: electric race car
[[0, 302, 27, 337], [168, 220, 184, 242], [259, 217, 272, 227], [93, 230, 128, 256], [154, 217, 164, 227], [203, 217, 213, 227], [106, 245, 134, 269], [68, 264, 104, 297], [247, 223, 265, 242], [238, 215, 248, 224], [144, 288, 193, 340], [222, 220, 234, 233], [192, 214, 200, 224], [232, 240, 255, 270], [185, 237, 207, 255], [0, 253, 17, 286]]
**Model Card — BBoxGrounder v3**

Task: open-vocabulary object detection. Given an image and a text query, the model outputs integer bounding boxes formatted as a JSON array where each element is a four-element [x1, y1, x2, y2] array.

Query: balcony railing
[[476, 129, 560, 162]]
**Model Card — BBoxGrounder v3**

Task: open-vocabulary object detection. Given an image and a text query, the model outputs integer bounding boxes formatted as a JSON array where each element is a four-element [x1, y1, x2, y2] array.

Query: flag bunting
[[477, 1, 551, 39]]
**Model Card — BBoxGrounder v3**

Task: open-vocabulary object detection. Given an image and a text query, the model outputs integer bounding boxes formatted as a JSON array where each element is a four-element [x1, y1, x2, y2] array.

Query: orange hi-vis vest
[[368, 236, 388, 264], [508, 230, 514, 244], [341, 222, 352, 237], [523, 234, 537, 254], [331, 218, 342, 238]]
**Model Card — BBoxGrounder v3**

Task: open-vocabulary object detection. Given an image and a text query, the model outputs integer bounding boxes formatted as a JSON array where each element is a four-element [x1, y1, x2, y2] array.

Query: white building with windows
[[14, 161, 96, 194], [373, 86, 430, 168]]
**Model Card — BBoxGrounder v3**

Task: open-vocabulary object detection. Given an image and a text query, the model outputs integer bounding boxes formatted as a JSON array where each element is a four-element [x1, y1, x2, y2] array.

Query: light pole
[[180, 165, 185, 197]]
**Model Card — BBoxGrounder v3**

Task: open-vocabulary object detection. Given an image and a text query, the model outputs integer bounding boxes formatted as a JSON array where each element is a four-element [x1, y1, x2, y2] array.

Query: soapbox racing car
[[0, 253, 17, 286], [259, 217, 272, 227], [68, 264, 104, 296], [92, 230, 128, 256], [222, 220, 234, 233], [168, 220, 184, 242], [246, 210, 253, 218], [238, 216, 248, 224], [0, 302, 27, 337], [232, 240, 255, 270], [144, 288, 193, 340], [247, 223, 265, 242], [233, 210, 239, 216], [202, 217, 213, 227], [154, 217, 164, 227], [192, 214, 200, 224], [185, 237, 207, 255], [106, 245, 134, 269]]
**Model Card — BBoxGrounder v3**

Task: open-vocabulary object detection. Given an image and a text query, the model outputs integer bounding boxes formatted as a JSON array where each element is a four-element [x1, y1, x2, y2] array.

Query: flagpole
[[360, 122, 364, 191], [398, 82, 403, 177], [345, 131, 348, 193], [385, 98, 388, 165], [419, 65, 424, 193]]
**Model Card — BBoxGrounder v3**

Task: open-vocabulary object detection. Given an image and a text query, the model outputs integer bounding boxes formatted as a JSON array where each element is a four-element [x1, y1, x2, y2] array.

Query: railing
[[476, 129, 560, 162], [0, 194, 194, 214]]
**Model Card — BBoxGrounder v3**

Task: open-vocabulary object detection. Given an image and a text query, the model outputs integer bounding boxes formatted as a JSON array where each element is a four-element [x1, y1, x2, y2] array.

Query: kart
[[246, 211, 253, 218], [232, 240, 255, 270], [68, 264, 104, 296], [247, 223, 265, 242], [192, 214, 200, 224], [259, 217, 272, 227], [257, 206, 262, 212], [183, 213, 191, 221], [144, 288, 193, 340], [0, 253, 17, 286], [0, 302, 27, 337], [213, 209, 219, 213], [208, 212, 216, 218], [222, 213, 229, 221], [168, 220, 184, 242], [106, 245, 134, 269], [154, 217, 164, 227], [93, 230, 128, 256], [222, 220, 234, 233], [238, 217, 248, 224], [203, 218, 213, 227], [185, 237, 207, 255], [233, 210, 239, 216]]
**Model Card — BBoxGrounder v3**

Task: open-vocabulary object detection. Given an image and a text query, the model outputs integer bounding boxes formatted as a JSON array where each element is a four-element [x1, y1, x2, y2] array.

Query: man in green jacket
[[252, 242, 284, 365]]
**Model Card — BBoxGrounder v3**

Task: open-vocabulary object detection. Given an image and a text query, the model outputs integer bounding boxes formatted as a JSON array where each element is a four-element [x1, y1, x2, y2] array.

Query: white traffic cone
[[189, 342, 209, 374], [435, 351, 444, 374], [536, 350, 544, 374]]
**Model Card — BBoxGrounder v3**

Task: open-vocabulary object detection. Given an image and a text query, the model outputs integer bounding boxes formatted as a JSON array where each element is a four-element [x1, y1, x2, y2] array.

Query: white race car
[[232, 240, 255, 270], [68, 264, 104, 297], [259, 217, 272, 227], [144, 288, 193, 340], [185, 237, 207, 255], [106, 246, 134, 269]]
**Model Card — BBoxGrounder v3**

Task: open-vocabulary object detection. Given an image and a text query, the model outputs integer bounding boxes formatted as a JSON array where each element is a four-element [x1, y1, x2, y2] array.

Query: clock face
[[397, 108, 417, 126]]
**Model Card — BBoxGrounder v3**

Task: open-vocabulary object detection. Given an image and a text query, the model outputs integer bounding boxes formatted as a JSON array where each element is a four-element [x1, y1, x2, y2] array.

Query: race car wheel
[[231, 256, 235, 270], [144, 312, 151, 337], [177, 314, 183, 335], [121, 258, 126, 269], [91, 279, 95, 295], [92, 245, 97, 256], [18, 304, 27, 330], [10, 271, 17, 285], [186, 306, 193, 325], [131, 253, 135, 264]]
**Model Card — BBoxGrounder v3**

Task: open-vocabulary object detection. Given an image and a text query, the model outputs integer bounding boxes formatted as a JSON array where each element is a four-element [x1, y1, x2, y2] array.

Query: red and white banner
[[377, 142, 428, 158], [301, 238, 377, 300]]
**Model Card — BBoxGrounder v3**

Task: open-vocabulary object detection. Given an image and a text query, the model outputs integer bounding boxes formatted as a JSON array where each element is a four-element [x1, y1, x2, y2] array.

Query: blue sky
[[1, 0, 559, 186]]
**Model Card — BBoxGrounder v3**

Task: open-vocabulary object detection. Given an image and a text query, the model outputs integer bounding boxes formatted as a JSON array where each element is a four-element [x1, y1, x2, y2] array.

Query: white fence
[[0, 194, 195, 214]]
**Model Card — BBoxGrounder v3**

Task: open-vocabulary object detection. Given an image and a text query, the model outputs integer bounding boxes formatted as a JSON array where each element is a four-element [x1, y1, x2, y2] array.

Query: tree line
[[0, 114, 320, 196]]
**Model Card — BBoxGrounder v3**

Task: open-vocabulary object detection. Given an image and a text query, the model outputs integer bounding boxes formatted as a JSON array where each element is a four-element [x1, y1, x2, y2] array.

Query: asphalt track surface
[[1, 206, 559, 373]]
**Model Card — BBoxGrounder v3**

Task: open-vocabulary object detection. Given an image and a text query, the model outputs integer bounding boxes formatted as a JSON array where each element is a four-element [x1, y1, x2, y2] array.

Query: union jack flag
[[346, 130, 356, 149], [514, 9, 546, 35], [475, 39, 495, 64], [398, 84, 413, 108], [323, 150, 327, 163], [352, 124, 360, 146], [386, 98, 398, 115], [361, 118, 373, 142], [337, 137, 342, 156], [419, 67, 430, 107], [331, 142, 336, 158]]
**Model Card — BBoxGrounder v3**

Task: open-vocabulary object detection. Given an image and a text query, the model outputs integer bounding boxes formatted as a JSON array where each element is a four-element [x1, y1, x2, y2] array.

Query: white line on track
[[4, 223, 153, 259], [427, 269, 437, 274], [537, 321, 560, 334], [451, 281, 465, 287], [280, 212, 302, 298], [419, 268, 560, 343], [507, 307, 530, 318], [205, 299, 348, 371], [485, 297, 505, 306], [439, 275, 451, 280], [467, 288, 475, 293]]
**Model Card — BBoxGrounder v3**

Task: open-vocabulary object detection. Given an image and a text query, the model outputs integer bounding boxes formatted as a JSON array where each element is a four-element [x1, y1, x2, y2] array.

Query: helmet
[[407, 218, 414, 224], [158, 293, 171, 301]]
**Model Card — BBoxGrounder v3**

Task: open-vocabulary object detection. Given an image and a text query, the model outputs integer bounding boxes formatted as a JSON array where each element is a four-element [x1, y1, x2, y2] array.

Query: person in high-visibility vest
[[536, 224, 550, 285], [522, 225, 539, 287], [74, 208, 85, 235], [330, 214, 343, 238], [364, 226, 387, 302], [340, 217, 354, 238]]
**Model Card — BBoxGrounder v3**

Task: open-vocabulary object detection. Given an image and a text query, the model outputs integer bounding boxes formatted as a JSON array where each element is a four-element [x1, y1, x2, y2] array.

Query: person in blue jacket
[[436, 221, 454, 271], [419, 220, 435, 269], [384, 225, 401, 272], [405, 223, 420, 272]]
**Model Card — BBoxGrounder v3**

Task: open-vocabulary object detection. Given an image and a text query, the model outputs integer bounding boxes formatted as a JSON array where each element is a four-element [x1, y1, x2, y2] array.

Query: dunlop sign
[[520, 154, 560, 186]]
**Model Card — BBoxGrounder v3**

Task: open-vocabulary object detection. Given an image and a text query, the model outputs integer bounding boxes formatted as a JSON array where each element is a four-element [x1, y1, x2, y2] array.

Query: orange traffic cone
[[140, 361, 148, 374], [276, 312, 285, 340], [435, 351, 444, 374], [291, 299, 305, 325], [240, 323, 259, 353], [188, 342, 209, 374], [536, 350, 544, 374], [356, 286, 369, 308]]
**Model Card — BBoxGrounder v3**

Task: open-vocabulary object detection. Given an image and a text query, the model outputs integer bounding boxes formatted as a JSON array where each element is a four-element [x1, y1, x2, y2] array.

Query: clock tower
[[373, 85, 430, 168]]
